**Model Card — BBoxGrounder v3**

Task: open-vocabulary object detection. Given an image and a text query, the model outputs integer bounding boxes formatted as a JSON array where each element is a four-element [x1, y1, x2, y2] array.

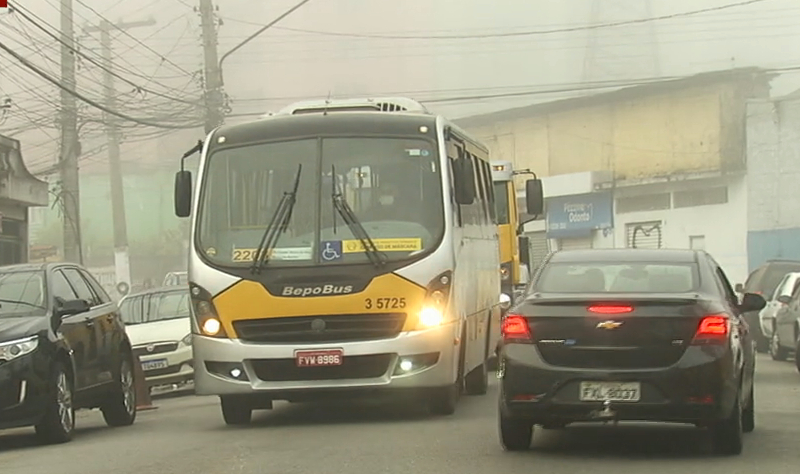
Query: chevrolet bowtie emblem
[[596, 320, 624, 330]]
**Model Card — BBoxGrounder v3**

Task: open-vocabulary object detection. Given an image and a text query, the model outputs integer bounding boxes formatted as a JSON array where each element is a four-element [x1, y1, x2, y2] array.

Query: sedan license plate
[[579, 381, 641, 402], [295, 349, 343, 367], [141, 359, 169, 371]]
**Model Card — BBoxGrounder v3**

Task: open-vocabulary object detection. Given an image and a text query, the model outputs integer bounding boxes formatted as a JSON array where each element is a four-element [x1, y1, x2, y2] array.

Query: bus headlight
[[416, 271, 452, 330], [190, 284, 228, 338], [419, 306, 445, 328]]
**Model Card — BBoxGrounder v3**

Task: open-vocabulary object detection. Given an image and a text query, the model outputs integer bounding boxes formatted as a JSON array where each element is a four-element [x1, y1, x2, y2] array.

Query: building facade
[[0, 134, 48, 265], [458, 68, 771, 283], [746, 90, 800, 273]]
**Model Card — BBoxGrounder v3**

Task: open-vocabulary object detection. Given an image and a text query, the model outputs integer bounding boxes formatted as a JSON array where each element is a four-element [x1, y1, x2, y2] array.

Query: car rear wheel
[[769, 329, 788, 361], [101, 354, 137, 427], [499, 411, 533, 451], [742, 385, 755, 433], [712, 389, 743, 455], [220, 396, 252, 425], [794, 336, 800, 373], [34, 362, 75, 444]]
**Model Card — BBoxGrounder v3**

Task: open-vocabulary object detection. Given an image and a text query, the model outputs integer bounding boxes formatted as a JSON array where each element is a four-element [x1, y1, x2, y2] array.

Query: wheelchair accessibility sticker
[[320, 241, 343, 261]]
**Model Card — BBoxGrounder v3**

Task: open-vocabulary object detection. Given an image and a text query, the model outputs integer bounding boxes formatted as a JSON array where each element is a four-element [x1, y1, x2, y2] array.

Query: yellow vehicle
[[173, 97, 544, 425], [491, 161, 542, 303]]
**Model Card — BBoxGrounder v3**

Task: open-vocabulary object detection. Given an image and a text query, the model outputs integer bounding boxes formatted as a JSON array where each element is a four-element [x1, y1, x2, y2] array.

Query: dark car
[[736, 259, 800, 352], [768, 277, 800, 371], [0, 263, 137, 444], [497, 249, 765, 455]]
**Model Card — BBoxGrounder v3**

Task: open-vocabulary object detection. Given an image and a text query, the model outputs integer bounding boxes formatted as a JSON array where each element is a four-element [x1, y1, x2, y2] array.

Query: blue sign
[[546, 191, 613, 239], [320, 240, 343, 262]]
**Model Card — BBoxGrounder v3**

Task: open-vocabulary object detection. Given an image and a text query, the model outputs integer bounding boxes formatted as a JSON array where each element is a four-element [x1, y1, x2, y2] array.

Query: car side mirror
[[739, 292, 766, 312], [525, 178, 544, 216], [174, 170, 192, 218], [734, 283, 744, 293], [56, 298, 92, 318], [777, 295, 791, 305]]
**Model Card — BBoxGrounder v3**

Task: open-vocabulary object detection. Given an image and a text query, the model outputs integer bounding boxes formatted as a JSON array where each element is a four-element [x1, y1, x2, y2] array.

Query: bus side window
[[483, 160, 496, 223], [447, 157, 462, 227]]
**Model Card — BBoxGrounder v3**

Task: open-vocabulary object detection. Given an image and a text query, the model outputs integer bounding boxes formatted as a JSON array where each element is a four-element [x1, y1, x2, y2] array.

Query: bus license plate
[[295, 350, 344, 367]]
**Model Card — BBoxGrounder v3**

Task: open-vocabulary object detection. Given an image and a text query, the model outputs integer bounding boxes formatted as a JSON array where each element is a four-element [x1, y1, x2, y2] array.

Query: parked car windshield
[[0, 270, 46, 317], [120, 291, 190, 325], [536, 262, 699, 294]]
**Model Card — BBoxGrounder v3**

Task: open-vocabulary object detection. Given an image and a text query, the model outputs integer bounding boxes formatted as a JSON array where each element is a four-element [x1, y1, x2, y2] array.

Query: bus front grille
[[233, 313, 407, 344]]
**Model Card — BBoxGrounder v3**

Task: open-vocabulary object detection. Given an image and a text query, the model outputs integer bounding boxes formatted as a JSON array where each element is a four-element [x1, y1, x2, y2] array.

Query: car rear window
[[536, 262, 699, 294]]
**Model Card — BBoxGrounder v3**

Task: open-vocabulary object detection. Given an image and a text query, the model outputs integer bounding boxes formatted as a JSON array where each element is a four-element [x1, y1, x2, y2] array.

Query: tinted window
[[50, 270, 77, 301], [62, 268, 97, 305], [537, 262, 698, 293], [0, 270, 46, 317], [493, 182, 510, 225], [81, 269, 111, 303]]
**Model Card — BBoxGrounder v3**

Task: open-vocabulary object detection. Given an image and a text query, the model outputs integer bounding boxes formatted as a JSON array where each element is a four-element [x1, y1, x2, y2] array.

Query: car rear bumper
[[499, 343, 736, 425]]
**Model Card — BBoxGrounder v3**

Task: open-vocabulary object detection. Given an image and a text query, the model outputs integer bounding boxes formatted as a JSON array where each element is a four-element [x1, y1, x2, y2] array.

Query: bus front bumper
[[192, 322, 459, 399]]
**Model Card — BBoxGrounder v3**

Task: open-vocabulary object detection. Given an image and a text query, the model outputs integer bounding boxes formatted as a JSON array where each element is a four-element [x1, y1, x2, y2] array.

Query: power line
[[0, 38, 203, 129], [218, 0, 769, 41], [8, 2, 202, 107]]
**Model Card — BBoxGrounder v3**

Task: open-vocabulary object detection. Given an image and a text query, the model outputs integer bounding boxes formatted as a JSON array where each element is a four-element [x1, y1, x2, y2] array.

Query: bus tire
[[465, 319, 490, 396], [429, 326, 466, 415]]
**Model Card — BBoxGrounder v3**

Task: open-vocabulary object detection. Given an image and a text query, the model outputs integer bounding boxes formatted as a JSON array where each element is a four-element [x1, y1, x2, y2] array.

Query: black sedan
[[0, 263, 137, 443], [497, 249, 766, 455]]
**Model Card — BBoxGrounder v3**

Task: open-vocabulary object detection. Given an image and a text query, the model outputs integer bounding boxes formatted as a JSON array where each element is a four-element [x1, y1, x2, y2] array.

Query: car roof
[[548, 248, 698, 264]]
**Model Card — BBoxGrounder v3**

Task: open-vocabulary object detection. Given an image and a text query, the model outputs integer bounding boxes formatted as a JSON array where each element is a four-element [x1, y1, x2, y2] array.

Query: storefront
[[545, 191, 613, 250]]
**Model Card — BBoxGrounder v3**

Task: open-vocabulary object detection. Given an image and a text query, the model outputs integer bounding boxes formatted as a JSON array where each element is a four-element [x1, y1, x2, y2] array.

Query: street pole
[[199, 0, 223, 134], [84, 17, 155, 293], [59, 0, 82, 264]]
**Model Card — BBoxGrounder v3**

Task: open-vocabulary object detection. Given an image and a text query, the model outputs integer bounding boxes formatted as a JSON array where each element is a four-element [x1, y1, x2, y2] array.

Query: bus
[[490, 161, 542, 304], [173, 97, 544, 424]]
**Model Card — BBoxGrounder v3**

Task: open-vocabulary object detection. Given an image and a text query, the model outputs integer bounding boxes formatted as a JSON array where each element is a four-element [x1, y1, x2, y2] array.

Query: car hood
[[0, 315, 49, 342], [124, 318, 191, 346]]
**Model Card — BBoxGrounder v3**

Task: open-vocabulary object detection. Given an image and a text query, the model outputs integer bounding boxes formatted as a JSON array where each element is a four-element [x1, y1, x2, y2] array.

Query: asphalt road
[[2, 354, 800, 474]]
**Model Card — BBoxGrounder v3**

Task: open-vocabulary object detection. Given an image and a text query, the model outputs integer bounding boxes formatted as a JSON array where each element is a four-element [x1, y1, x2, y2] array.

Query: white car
[[119, 287, 193, 390], [758, 271, 800, 339]]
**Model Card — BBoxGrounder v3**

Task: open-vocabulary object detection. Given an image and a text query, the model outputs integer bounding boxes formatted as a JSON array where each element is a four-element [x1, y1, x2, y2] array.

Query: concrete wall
[[746, 96, 800, 271]]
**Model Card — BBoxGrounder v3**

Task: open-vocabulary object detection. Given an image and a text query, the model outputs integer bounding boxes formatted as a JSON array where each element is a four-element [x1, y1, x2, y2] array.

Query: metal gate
[[558, 236, 594, 250], [626, 221, 663, 249]]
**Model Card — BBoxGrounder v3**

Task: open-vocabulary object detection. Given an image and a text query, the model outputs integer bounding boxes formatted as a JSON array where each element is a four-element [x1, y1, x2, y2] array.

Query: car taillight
[[587, 305, 633, 314], [691, 314, 729, 345], [501, 314, 532, 342]]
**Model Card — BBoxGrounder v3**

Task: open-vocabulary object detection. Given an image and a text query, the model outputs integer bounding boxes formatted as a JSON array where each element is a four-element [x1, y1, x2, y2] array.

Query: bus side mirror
[[174, 170, 192, 218], [525, 178, 544, 215], [453, 157, 476, 205]]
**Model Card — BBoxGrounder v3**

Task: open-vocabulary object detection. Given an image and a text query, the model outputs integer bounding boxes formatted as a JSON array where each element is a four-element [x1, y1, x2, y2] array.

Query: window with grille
[[626, 221, 663, 249]]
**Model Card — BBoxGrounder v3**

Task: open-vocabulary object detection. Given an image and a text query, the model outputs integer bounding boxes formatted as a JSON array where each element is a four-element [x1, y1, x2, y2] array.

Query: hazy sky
[[2, 0, 799, 168]]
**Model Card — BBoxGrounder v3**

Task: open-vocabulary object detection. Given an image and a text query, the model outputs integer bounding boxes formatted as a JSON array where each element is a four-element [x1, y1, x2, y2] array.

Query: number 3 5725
[[365, 297, 406, 309]]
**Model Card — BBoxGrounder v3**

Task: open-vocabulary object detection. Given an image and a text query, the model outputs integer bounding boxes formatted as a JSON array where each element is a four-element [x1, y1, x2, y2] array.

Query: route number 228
[[365, 297, 407, 310]]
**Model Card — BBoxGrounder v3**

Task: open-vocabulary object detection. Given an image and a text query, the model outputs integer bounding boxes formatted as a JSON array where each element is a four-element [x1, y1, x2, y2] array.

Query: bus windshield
[[197, 136, 445, 267], [493, 181, 510, 225]]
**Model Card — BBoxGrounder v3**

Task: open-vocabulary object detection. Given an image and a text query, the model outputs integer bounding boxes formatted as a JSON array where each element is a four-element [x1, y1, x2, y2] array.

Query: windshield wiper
[[250, 164, 303, 274], [330, 165, 386, 267]]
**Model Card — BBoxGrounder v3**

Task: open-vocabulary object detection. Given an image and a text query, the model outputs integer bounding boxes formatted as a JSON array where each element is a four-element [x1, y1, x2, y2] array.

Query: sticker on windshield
[[231, 247, 312, 262], [320, 241, 343, 262], [342, 238, 422, 253]]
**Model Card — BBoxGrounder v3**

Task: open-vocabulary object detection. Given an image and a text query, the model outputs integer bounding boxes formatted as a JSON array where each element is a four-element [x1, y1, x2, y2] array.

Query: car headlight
[[0, 335, 39, 362], [181, 334, 192, 346]]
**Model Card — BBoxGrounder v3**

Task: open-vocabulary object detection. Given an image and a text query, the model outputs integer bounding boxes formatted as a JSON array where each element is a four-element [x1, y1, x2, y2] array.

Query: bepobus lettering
[[281, 284, 355, 297]]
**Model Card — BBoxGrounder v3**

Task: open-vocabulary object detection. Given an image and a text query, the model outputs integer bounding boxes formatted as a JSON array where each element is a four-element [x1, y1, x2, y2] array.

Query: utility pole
[[198, 0, 223, 134], [84, 17, 155, 293], [59, 0, 82, 264]]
